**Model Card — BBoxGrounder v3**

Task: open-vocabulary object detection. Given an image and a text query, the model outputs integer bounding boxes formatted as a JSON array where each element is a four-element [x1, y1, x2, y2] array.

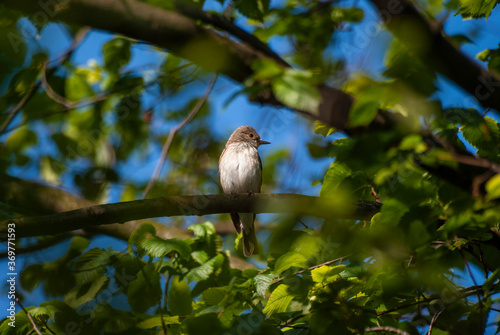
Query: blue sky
[[2, 0, 500, 331]]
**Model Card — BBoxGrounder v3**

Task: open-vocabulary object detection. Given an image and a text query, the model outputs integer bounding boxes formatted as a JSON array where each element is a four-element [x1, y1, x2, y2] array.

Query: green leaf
[[102, 37, 131, 73], [455, 0, 500, 19], [449, 34, 472, 46], [183, 313, 222, 335], [311, 265, 346, 284], [348, 98, 379, 127], [74, 248, 112, 285], [65, 71, 94, 101], [370, 198, 409, 229], [254, 274, 274, 298], [477, 46, 500, 73], [274, 252, 308, 275], [0, 308, 34, 334], [93, 301, 136, 333], [251, 59, 283, 80], [140, 236, 191, 259], [263, 284, 294, 316], [399, 134, 426, 152], [202, 287, 227, 305], [320, 162, 352, 197], [235, 0, 270, 21], [136, 316, 180, 329], [189, 221, 216, 238], [169, 276, 193, 316], [127, 264, 161, 313], [462, 116, 500, 156], [186, 254, 224, 282], [314, 120, 337, 137], [6, 128, 37, 152], [331, 8, 364, 23], [486, 174, 500, 200], [129, 223, 156, 246], [272, 70, 321, 114], [65, 275, 110, 308]]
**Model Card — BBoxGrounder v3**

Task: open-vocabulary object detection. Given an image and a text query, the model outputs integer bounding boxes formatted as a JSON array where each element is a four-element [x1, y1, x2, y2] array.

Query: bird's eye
[[249, 133, 254, 138]]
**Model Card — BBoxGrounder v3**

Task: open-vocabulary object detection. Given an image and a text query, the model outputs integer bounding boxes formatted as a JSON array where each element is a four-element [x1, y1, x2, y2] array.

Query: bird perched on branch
[[219, 126, 270, 256]]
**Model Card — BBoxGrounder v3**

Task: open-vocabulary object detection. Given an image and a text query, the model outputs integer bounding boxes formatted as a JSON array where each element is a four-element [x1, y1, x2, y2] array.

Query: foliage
[[1, 0, 500, 334]]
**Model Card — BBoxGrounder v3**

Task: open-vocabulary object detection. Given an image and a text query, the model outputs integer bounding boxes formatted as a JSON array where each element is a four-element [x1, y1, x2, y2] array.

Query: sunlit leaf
[[263, 284, 294, 316]]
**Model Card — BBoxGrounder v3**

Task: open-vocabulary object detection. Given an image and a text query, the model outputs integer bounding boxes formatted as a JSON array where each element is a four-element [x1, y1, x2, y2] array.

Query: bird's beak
[[259, 139, 271, 145]]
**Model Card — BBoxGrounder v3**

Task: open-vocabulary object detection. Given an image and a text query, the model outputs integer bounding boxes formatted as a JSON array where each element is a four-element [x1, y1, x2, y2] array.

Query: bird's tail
[[240, 213, 258, 257]]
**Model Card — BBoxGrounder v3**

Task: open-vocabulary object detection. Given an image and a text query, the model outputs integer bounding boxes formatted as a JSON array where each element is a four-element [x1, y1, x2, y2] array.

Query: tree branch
[[143, 75, 217, 198], [0, 193, 381, 239], [16, 298, 43, 335], [368, 0, 500, 112], [3, 0, 498, 195], [0, 173, 253, 270]]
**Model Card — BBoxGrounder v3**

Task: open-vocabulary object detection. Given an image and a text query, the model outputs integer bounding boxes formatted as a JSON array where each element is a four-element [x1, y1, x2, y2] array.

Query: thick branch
[[0, 193, 381, 239]]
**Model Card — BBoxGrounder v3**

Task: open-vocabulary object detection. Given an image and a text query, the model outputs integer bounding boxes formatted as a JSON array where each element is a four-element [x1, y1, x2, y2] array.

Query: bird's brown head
[[226, 126, 270, 148]]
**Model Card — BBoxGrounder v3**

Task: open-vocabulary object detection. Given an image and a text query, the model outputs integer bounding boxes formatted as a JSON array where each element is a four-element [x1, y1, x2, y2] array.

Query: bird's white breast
[[219, 143, 262, 194]]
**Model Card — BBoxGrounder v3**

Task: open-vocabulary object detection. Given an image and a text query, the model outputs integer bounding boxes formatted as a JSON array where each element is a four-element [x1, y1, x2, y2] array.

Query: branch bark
[[0, 192, 381, 239]]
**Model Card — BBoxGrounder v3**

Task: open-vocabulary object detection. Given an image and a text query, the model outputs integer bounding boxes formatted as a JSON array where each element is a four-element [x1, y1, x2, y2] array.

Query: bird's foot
[[247, 191, 255, 197]]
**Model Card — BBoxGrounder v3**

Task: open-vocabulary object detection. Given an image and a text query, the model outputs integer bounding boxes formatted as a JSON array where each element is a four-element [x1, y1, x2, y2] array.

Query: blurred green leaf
[[331, 7, 364, 23], [140, 236, 192, 259], [486, 174, 500, 200], [102, 37, 131, 74], [311, 264, 346, 284], [169, 276, 193, 316], [65, 275, 109, 308], [136, 315, 180, 329], [6, 128, 37, 152], [272, 70, 321, 114], [235, 0, 270, 21], [127, 264, 161, 313], [274, 252, 308, 275], [320, 162, 351, 197], [186, 254, 224, 282], [347, 97, 379, 127]]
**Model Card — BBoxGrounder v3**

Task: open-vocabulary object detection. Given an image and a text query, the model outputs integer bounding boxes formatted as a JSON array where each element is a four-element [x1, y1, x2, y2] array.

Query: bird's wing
[[258, 153, 262, 193]]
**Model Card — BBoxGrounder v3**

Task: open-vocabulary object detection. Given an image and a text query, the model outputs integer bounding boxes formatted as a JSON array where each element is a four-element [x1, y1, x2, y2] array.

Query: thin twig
[[0, 85, 39, 135], [0, 27, 90, 136], [41, 61, 75, 109], [297, 219, 309, 229], [272, 256, 349, 285], [377, 286, 482, 316], [426, 309, 444, 335], [163, 274, 171, 310], [481, 107, 491, 117], [279, 314, 306, 327], [16, 297, 43, 335], [0, 232, 82, 258], [364, 326, 409, 335], [143, 74, 218, 198]]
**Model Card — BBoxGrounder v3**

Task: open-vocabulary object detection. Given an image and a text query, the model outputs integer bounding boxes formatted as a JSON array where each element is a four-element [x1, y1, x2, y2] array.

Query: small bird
[[219, 126, 270, 256]]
